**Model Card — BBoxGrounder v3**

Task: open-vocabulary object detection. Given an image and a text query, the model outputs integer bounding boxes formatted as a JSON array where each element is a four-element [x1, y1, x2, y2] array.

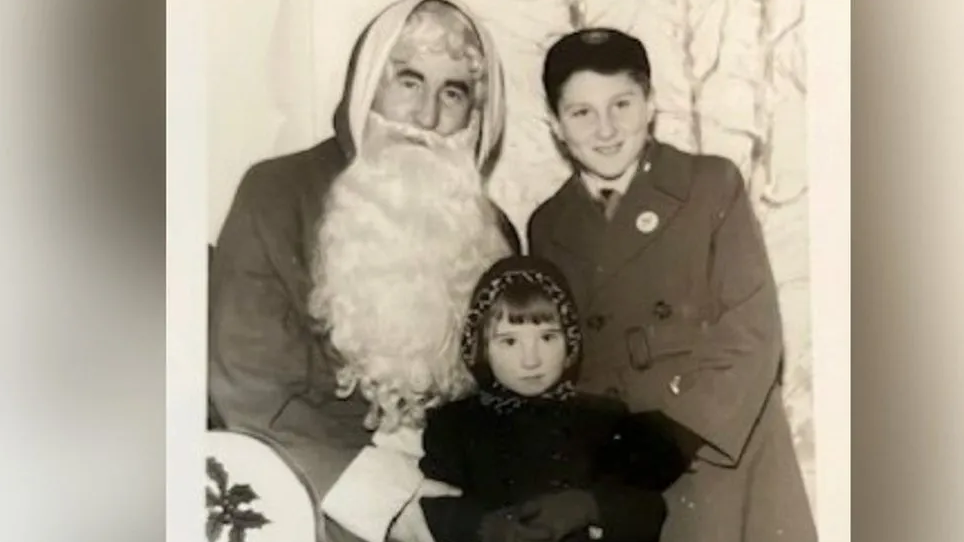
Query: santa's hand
[[388, 496, 432, 542], [388, 480, 460, 542]]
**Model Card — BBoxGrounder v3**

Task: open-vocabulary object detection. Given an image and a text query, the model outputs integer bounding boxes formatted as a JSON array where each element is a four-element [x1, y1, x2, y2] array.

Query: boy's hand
[[515, 489, 599, 541], [478, 506, 552, 542]]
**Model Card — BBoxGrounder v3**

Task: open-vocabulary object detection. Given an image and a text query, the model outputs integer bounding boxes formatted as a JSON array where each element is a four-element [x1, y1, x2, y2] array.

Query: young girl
[[418, 255, 688, 542]]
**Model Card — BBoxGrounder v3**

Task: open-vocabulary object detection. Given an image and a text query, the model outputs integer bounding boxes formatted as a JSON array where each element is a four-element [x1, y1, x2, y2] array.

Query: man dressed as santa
[[208, 1, 516, 541]]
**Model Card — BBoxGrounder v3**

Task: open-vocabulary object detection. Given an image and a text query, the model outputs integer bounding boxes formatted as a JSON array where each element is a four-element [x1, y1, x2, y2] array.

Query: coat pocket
[[621, 325, 700, 412], [625, 324, 698, 371]]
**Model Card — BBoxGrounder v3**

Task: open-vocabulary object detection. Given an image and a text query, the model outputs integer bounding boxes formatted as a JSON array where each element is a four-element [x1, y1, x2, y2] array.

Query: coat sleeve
[[585, 487, 665, 542], [662, 159, 783, 467], [418, 406, 488, 542], [597, 412, 690, 492], [209, 164, 371, 504], [585, 412, 685, 542]]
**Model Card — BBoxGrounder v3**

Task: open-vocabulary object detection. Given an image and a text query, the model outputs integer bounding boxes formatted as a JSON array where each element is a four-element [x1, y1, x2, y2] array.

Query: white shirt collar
[[580, 158, 640, 199]]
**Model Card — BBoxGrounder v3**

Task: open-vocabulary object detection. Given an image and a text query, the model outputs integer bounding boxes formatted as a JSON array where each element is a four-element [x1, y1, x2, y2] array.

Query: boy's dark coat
[[527, 141, 816, 542]]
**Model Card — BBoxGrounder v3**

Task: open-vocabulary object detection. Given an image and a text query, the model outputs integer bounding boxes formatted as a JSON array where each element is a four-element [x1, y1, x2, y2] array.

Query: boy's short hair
[[542, 28, 652, 114]]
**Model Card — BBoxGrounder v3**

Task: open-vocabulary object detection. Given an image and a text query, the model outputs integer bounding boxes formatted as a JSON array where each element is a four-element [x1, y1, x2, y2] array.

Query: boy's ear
[[644, 92, 657, 121]]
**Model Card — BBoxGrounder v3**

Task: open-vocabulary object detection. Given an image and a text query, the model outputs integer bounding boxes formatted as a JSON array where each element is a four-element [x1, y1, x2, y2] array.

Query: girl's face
[[551, 70, 654, 180], [486, 310, 568, 397]]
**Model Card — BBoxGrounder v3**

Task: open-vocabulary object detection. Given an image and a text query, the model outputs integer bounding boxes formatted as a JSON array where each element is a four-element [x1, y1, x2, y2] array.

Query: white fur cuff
[[372, 426, 425, 458], [320, 445, 424, 542]]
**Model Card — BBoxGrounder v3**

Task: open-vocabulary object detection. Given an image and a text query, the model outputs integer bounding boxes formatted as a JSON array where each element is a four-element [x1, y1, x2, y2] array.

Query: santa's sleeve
[[209, 163, 370, 503]]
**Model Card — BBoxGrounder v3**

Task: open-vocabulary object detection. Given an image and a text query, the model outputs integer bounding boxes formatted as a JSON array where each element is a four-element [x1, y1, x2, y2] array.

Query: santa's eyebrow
[[394, 67, 424, 82], [561, 102, 590, 114], [391, 68, 470, 97], [443, 79, 470, 96]]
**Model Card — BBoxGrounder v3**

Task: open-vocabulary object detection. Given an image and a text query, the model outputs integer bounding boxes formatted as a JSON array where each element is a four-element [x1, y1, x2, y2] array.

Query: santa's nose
[[414, 95, 440, 131]]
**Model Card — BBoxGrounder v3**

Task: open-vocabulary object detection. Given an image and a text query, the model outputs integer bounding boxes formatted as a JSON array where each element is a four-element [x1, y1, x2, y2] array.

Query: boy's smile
[[594, 142, 625, 156]]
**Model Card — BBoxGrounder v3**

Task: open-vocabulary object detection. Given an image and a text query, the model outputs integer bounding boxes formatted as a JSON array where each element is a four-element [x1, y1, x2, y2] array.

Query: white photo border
[[166, 0, 850, 539]]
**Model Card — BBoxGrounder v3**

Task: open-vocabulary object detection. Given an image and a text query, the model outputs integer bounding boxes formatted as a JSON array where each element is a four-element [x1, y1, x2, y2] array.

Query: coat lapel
[[594, 142, 694, 289], [548, 174, 609, 263]]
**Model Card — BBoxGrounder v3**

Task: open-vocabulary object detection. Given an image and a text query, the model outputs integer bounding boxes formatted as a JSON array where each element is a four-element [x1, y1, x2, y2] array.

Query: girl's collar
[[478, 380, 576, 415]]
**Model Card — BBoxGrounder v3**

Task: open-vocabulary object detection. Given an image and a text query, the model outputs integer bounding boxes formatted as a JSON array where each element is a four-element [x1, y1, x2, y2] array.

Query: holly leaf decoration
[[206, 515, 225, 542], [226, 484, 258, 506], [206, 486, 220, 508], [233, 509, 270, 530], [207, 457, 229, 492], [203, 458, 269, 542]]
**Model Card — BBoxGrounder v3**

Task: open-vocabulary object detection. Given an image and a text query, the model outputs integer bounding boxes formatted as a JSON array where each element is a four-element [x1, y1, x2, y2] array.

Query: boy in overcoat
[[527, 28, 817, 542]]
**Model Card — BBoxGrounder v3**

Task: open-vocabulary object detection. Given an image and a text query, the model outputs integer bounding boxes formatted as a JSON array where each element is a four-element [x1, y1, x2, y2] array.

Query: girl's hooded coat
[[419, 255, 688, 542]]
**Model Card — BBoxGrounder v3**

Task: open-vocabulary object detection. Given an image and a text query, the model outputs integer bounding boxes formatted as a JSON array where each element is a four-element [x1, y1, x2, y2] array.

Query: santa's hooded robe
[[209, 1, 517, 535]]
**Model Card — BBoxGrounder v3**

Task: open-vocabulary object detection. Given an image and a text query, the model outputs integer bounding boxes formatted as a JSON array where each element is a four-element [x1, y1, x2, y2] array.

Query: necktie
[[597, 188, 621, 221]]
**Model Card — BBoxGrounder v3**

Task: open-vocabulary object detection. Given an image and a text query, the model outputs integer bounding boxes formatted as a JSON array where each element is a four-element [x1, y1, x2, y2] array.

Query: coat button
[[586, 314, 607, 330], [629, 351, 651, 370], [669, 375, 683, 395], [654, 300, 673, 320]]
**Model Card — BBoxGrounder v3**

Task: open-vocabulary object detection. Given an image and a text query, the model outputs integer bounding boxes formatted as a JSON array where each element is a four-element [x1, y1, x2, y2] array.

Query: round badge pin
[[635, 211, 659, 234]]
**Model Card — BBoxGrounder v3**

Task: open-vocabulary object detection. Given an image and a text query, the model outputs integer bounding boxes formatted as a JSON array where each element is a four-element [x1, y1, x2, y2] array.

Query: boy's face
[[486, 314, 568, 397], [550, 70, 655, 180]]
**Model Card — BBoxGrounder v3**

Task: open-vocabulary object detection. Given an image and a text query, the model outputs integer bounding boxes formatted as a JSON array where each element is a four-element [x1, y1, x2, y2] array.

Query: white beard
[[308, 112, 511, 432]]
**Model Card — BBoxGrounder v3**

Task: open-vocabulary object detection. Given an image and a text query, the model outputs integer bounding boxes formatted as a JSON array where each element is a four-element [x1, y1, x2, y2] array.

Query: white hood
[[332, 0, 506, 172]]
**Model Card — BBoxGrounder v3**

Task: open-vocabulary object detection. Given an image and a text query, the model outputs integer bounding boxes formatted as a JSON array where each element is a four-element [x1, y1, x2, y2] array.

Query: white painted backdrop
[[206, 0, 814, 509]]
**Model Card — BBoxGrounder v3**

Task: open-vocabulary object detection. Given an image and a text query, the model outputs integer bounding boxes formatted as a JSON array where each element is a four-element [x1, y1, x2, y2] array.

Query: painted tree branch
[[768, 2, 805, 49]]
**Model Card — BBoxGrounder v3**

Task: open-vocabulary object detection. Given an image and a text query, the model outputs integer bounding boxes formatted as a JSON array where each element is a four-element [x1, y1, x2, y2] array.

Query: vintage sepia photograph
[[200, 0, 833, 541]]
